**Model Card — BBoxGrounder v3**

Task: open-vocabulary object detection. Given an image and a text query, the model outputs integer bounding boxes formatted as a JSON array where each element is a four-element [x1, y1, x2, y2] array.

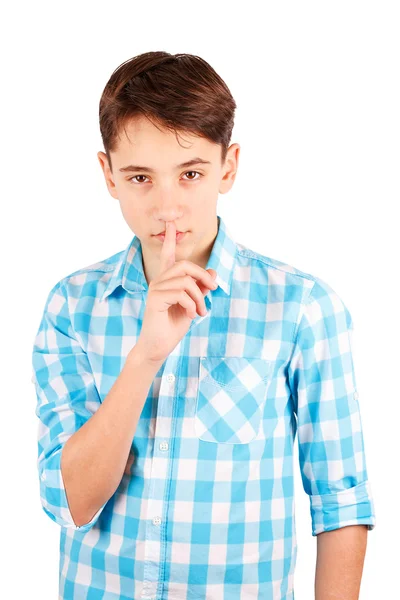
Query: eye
[[128, 175, 149, 184], [182, 171, 203, 181], [127, 171, 203, 185]]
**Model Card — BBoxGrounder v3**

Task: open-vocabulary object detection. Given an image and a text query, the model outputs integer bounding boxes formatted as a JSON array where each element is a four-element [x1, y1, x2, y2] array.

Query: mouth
[[154, 231, 184, 235], [153, 231, 188, 242]]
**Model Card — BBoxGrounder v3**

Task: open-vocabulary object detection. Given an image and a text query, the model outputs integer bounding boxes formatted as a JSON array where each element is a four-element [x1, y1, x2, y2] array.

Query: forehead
[[113, 114, 220, 163]]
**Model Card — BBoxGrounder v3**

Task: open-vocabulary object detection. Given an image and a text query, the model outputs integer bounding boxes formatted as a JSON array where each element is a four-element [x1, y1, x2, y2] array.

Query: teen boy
[[32, 51, 376, 600]]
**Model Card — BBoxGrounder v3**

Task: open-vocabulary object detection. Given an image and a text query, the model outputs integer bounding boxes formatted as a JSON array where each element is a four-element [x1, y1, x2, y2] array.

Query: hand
[[134, 221, 218, 364]]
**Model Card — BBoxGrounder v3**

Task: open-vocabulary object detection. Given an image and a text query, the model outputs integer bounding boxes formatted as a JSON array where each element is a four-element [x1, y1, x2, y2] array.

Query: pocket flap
[[200, 356, 273, 391]]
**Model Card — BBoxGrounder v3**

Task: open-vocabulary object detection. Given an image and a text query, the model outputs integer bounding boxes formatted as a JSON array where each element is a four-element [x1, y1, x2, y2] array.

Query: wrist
[[127, 344, 165, 370]]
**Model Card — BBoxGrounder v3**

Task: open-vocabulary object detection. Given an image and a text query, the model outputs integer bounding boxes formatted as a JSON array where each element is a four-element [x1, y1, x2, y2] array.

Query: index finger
[[158, 221, 176, 276]]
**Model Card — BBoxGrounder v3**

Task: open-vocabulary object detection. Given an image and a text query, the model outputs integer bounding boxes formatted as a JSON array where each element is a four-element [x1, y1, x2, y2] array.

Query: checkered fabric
[[32, 214, 376, 599]]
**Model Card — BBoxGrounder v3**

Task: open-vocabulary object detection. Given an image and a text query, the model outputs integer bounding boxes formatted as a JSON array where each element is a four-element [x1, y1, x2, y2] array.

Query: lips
[[154, 231, 184, 235], [154, 231, 187, 242]]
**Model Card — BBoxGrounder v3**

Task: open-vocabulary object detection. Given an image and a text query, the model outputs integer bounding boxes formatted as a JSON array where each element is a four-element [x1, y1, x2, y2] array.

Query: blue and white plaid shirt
[[32, 214, 376, 600]]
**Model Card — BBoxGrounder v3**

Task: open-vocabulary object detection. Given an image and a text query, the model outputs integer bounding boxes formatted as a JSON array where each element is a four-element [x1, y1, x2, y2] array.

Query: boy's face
[[97, 115, 239, 284]]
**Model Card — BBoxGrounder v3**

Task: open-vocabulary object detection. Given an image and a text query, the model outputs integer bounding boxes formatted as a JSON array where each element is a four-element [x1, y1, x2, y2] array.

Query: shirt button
[[152, 516, 161, 526], [166, 373, 175, 383], [159, 441, 169, 451], [353, 391, 359, 401]]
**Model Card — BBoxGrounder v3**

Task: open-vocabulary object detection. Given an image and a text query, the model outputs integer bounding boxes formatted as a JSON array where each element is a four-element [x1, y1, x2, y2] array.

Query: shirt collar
[[99, 214, 237, 303]]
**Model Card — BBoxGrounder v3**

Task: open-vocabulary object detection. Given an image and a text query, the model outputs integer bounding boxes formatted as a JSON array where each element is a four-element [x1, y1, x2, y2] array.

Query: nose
[[153, 206, 183, 228]]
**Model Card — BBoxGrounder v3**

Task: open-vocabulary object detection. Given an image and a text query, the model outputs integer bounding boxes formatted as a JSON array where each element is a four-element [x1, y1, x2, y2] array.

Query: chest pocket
[[194, 356, 273, 444]]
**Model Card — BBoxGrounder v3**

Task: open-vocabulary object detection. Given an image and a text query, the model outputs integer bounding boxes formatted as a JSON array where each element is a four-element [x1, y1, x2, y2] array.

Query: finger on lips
[[159, 221, 176, 275], [159, 221, 217, 293]]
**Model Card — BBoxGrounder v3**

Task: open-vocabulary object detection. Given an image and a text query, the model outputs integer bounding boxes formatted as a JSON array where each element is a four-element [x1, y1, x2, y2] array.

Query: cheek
[[118, 196, 143, 225], [190, 182, 215, 206]]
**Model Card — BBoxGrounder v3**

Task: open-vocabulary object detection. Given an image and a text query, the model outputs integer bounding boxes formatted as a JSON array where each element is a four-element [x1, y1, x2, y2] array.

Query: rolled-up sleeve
[[32, 279, 107, 532], [287, 277, 376, 536]]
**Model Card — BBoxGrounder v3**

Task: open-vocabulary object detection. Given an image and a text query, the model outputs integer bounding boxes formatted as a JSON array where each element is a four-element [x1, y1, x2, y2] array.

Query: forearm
[[315, 525, 368, 600], [61, 346, 163, 527]]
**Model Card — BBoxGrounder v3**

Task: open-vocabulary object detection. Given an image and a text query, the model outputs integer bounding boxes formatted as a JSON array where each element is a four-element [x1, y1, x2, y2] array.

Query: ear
[[219, 143, 240, 194], [97, 151, 119, 200]]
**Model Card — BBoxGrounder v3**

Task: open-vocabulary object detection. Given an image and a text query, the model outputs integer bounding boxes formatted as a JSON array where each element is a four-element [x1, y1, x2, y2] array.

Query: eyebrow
[[119, 157, 212, 173]]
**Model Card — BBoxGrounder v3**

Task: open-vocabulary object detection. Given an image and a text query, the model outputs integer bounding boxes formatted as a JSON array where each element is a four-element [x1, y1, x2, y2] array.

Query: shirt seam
[[59, 278, 87, 350], [290, 279, 317, 346], [237, 248, 318, 284], [63, 264, 116, 282]]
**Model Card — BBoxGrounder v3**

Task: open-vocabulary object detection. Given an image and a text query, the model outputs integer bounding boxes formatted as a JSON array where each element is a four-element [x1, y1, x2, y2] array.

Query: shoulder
[[235, 240, 317, 282], [235, 240, 350, 313], [235, 240, 318, 288], [49, 247, 124, 297]]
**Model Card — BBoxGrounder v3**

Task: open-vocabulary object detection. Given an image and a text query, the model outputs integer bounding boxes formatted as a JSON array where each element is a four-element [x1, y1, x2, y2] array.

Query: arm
[[61, 346, 162, 527], [287, 278, 376, 575], [32, 279, 162, 531], [315, 525, 368, 600]]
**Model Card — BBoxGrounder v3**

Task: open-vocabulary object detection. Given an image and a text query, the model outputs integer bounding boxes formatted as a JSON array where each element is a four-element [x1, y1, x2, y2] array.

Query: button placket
[[141, 364, 176, 598]]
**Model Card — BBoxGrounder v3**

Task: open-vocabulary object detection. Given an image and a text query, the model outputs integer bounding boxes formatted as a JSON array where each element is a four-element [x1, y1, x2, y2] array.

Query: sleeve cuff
[[39, 446, 107, 532], [309, 479, 376, 536]]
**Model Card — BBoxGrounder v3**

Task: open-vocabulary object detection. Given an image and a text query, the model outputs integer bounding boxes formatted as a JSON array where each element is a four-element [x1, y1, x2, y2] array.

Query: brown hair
[[98, 51, 237, 173]]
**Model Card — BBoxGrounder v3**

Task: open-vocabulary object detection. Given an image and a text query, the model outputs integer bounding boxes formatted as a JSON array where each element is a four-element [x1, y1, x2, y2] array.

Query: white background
[[1, 1, 398, 597]]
